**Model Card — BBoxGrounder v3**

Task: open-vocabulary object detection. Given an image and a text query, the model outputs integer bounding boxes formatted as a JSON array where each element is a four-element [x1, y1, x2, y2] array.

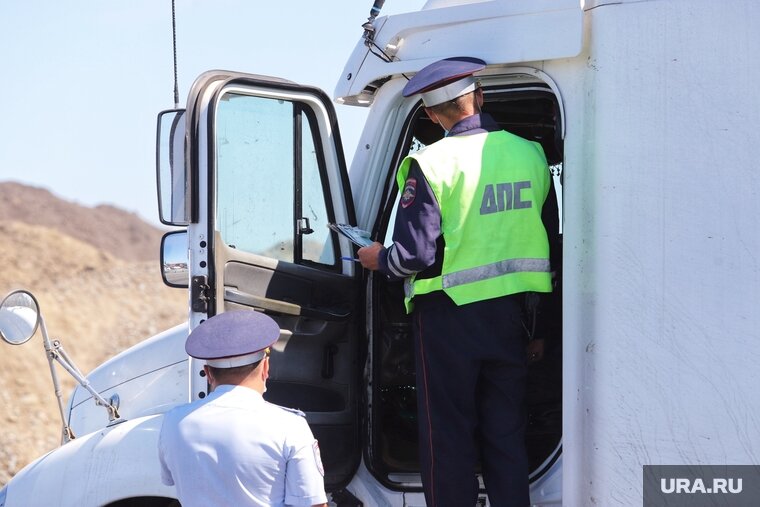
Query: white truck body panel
[[561, 2, 760, 505], [4, 415, 173, 506], [336, 0, 583, 104], [66, 324, 189, 436]]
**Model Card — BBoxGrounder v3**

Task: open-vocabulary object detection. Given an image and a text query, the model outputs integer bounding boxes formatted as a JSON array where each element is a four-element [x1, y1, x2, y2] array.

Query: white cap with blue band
[[185, 311, 280, 368], [402, 56, 487, 107]]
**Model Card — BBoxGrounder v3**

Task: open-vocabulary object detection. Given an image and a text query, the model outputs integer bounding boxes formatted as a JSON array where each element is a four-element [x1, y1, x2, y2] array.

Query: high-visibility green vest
[[398, 130, 552, 313]]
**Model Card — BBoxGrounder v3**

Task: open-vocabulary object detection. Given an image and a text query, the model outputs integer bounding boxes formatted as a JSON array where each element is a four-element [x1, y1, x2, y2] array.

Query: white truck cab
[[2, 0, 759, 506]]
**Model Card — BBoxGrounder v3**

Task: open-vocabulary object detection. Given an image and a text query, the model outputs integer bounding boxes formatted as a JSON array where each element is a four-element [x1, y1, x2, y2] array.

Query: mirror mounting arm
[[39, 317, 77, 443], [40, 317, 121, 440], [0, 289, 121, 443]]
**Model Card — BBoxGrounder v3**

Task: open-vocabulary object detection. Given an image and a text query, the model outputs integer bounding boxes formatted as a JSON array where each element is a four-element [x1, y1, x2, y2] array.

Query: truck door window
[[383, 139, 423, 248], [300, 120, 334, 264], [215, 92, 335, 265]]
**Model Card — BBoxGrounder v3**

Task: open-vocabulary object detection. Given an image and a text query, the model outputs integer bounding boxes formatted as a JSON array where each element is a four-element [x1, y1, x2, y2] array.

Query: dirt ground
[[0, 183, 187, 486]]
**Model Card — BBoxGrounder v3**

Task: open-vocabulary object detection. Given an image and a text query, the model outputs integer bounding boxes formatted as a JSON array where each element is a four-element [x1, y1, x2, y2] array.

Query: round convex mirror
[[0, 290, 40, 345]]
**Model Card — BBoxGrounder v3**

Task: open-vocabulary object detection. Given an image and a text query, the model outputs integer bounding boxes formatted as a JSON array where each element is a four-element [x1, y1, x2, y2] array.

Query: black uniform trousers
[[413, 293, 529, 507]]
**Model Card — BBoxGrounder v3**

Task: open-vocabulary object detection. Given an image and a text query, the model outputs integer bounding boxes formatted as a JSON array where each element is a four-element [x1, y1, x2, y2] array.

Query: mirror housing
[[156, 109, 190, 225], [161, 230, 189, 288], [0, 290, 40, 345]]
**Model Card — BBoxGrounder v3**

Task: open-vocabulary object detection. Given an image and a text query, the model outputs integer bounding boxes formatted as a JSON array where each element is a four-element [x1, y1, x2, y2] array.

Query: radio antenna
[[171, 0, 180, 108]]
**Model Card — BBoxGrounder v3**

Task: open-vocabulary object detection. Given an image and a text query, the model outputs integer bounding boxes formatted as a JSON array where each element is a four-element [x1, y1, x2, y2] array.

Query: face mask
[[431, 110, 449, 137]]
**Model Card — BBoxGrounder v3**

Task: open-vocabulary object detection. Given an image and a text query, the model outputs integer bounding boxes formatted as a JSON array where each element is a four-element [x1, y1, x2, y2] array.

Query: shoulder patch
[[401, 178, 417, 208], [313, 440, 325, 477]]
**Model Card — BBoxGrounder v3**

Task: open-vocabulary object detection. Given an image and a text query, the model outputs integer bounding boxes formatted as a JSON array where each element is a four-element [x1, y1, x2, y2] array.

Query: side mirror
[[0, 290, 40, 345], [0, 289, 121, 436], [161, 230, 189, 288], [156, 109, 190, 225]]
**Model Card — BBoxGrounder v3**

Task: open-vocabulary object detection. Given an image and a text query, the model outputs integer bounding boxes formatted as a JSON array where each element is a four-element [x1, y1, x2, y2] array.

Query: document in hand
[[327, 223, 374, 247]]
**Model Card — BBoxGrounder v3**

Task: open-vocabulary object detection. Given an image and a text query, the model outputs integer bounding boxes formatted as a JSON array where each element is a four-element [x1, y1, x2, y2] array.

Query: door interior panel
[[223, 258, 359, 489], [226, 261, 353, 320]]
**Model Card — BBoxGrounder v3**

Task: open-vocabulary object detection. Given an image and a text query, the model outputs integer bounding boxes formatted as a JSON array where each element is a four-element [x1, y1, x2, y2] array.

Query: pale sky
[[0, 1, 426, 225]]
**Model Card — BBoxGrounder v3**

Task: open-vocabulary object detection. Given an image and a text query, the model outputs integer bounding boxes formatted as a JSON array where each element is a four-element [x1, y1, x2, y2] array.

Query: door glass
[[215, 92, 335, 265], [384, 137, 424, 247], [301, 119, 335, 264], [217, 93, 294, 259]]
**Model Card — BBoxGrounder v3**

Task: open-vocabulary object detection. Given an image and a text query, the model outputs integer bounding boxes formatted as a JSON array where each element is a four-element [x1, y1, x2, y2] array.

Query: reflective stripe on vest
[[403, 258, 551, 299], [442, 257, 551, 289]]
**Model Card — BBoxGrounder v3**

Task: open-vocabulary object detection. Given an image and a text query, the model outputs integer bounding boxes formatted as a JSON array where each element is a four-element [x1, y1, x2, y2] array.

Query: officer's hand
[[357, 242, 384, 271]]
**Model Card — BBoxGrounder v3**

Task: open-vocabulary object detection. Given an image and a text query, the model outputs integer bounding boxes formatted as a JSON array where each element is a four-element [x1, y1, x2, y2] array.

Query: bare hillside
[[0, 181, 164, 261], [0, 184, 187, 486]]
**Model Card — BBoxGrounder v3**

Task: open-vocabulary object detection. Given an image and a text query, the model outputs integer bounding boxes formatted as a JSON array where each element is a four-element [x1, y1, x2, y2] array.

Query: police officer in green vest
[[358, 56, 553, 507]]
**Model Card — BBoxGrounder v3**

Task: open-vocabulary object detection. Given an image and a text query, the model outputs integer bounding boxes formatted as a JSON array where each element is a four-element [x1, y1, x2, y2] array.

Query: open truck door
[[159, 71, 362, 491]]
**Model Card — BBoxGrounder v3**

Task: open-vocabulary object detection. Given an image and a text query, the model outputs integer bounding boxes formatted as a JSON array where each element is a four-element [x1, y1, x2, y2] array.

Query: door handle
[[224, 287, 349, 321], [225, 288, 300, 315]]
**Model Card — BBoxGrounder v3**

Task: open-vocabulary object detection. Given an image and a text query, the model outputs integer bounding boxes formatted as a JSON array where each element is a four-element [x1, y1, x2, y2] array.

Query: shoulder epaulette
[[267, 402, 306, 417]]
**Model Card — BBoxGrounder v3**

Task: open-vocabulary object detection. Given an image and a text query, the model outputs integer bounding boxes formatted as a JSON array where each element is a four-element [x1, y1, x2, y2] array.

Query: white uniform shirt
[[158, 384, 327, 507]]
